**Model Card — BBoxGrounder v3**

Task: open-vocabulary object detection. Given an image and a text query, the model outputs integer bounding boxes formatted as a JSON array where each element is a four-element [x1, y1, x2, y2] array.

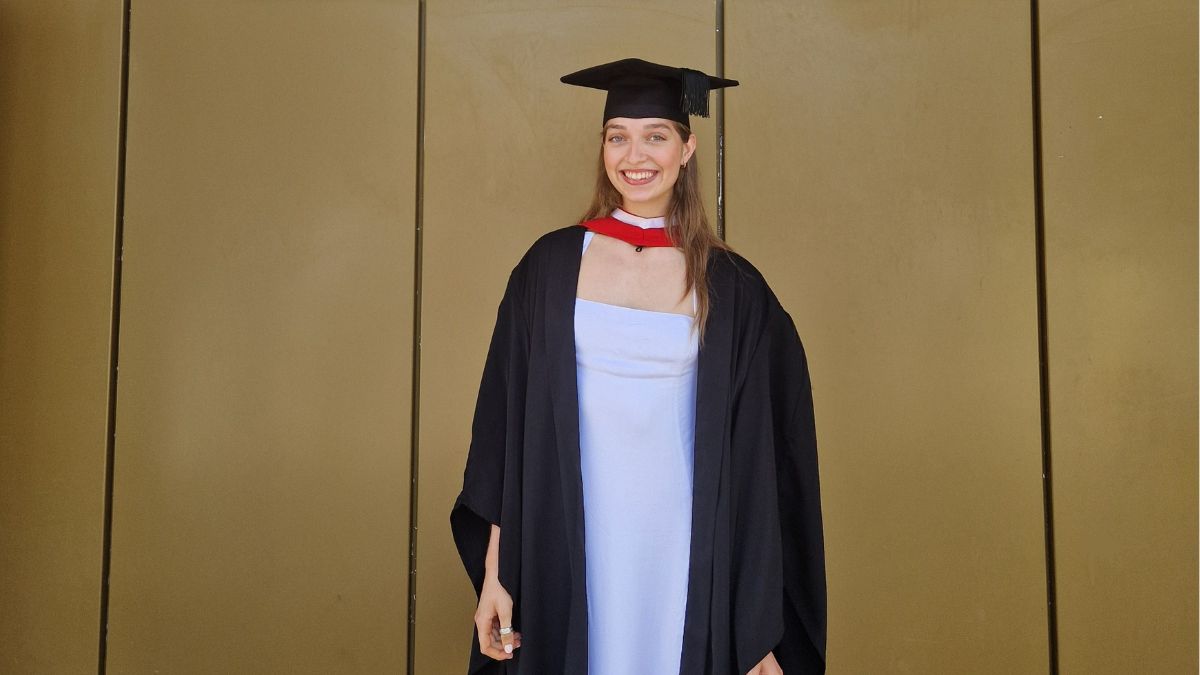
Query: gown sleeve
[[773, 315, 827, 673], [449, 261, 530, 674], [730, 295, 827, 675]]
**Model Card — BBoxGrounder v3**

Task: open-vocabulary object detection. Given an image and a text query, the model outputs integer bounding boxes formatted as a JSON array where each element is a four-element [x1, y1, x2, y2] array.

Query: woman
[[451, 58, 826, 675]]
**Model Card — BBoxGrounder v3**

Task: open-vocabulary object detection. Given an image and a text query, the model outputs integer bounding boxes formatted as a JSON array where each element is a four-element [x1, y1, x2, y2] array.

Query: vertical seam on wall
[[1029, 1, 1060, 672], [98, 0, 133, 672], [406, 1, 427, 673], [715, 0, 727, 241]]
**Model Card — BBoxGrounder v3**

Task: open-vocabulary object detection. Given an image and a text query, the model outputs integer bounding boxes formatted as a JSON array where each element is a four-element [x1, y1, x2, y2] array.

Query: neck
[[621, 207, 665, 219]]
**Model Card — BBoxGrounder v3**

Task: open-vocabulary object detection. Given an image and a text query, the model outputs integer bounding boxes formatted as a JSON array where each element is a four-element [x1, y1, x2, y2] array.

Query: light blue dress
[[575, 210, 699, 675]]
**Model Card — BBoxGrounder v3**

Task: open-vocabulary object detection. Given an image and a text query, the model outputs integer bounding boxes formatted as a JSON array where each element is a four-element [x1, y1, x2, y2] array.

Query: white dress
[[575, 209, 698, 675]]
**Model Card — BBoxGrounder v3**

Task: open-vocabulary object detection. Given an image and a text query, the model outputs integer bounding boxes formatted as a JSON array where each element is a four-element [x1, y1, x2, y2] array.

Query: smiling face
[[602, 117, 697, 217]]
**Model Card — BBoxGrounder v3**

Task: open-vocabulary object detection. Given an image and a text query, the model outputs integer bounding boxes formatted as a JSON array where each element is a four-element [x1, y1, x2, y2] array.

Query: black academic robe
[[450, 224, 826, 675]]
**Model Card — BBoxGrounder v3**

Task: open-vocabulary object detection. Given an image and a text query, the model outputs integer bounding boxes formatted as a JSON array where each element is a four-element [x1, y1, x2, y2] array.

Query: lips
[[620, 169, 658, 185]]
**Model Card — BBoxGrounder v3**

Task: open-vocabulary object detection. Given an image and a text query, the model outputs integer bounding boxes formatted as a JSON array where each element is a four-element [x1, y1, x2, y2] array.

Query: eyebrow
[[604, 122, 672, 131]]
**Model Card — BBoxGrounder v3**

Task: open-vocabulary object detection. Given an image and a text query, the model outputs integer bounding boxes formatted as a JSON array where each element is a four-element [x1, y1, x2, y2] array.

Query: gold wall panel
[[0, 1, 122, 671], [727, 2, 1049, 672], [1039, 1, 1198, 672], [106, 2, 417, 672], [415, 2, 716, 672]]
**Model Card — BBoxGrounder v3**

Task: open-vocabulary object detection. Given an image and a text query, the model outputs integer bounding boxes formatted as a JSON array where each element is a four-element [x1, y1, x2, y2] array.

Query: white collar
[[611, 208, 666, 230]]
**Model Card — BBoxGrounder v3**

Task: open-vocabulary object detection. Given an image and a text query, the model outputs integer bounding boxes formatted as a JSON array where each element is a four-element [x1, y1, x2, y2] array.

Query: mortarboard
[[560, 58, 739, 126]]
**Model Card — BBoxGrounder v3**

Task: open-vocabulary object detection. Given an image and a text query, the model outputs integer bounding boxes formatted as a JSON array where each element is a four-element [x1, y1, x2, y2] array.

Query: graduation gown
[[450, 224, 826, 675]]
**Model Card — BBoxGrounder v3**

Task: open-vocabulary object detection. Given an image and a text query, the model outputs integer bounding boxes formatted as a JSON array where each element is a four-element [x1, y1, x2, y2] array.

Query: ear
[[682, 133, 697, 164]]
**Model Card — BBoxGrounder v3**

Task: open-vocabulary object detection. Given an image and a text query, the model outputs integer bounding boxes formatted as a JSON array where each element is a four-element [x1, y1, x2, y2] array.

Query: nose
[[626, 137, 647, 163]]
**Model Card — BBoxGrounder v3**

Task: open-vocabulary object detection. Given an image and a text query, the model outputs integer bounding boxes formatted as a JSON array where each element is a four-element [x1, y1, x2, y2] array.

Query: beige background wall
[[1040, 1, 1198, 672], [0, 1, 123, 672], [0, 1, 1194, 674], [105, 2, 419, 672]]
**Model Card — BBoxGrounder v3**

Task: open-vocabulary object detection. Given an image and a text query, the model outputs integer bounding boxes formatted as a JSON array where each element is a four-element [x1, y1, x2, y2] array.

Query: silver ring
[[498, 626, 514, 635]]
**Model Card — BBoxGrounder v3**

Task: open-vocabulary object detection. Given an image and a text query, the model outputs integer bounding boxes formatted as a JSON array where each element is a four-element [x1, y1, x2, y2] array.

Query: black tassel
[[680, 68, 710, 118]]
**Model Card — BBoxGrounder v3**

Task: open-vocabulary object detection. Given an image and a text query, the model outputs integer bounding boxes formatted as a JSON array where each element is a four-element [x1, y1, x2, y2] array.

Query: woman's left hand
[[745, 650, 783, 675]]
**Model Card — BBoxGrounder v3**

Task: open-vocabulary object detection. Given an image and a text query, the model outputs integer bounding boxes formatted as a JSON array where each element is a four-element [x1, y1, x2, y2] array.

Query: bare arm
[[485, 524, 501, 580]]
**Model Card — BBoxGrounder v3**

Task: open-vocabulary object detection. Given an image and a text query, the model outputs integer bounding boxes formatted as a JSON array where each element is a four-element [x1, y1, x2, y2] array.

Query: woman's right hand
[[475, 524, 522, 660], [475, 575, 522, 660]]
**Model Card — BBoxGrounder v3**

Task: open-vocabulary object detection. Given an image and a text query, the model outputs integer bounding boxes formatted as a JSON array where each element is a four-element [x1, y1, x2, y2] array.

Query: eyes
[[606, 132, 669, 145]]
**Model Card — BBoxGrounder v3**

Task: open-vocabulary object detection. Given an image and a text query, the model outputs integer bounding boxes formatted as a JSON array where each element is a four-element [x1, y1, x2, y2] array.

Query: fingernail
[[504, 645, 513, 654]]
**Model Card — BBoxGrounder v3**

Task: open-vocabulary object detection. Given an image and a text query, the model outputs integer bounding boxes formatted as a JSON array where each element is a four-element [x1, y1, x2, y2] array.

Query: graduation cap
[[560, 57, 739, 126]]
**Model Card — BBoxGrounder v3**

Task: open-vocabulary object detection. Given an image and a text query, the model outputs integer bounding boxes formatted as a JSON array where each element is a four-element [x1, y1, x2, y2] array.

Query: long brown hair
[[579, 120, 729, 341]]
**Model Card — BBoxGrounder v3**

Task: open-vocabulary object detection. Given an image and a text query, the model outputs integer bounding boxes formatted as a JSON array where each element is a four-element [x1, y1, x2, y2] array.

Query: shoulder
[[712, 247, 768, 288], [529, 224, 586, 257], [710, 246, 790, 319], [539, 223, 588, 244]]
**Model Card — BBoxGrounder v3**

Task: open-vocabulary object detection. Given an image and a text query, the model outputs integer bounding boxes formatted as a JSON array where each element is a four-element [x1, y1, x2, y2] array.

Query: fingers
[[497, 600, 516, 655], [475, 611, 521, 661], [489, 620, 522, 647], [474, 611, 510, 661]]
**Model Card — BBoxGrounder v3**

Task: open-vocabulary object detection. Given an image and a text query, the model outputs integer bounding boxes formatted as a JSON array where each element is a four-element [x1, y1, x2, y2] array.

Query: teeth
[[623, 170, 655, 180]]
